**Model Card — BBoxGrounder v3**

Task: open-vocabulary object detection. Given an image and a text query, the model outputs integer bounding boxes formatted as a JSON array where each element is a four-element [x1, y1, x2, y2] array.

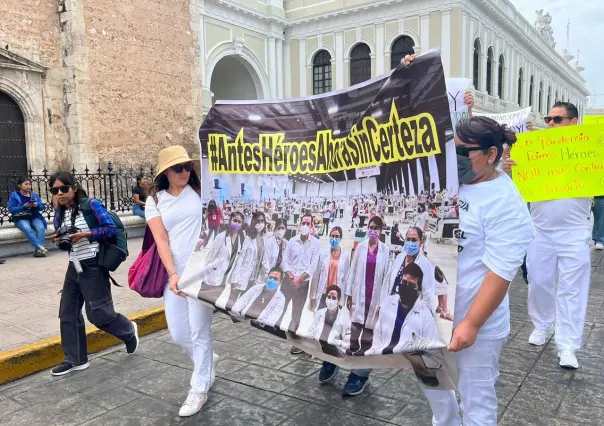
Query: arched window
[[473, 39, 481, 90], [529, 76, 534, 107], [517, 68, 523, 105], [312, 50, 332, 95], [538, 81, 544, 114], [547, 86, 552, 112], [498, 54, 505, 98], [390, 36, 415, 69], [350, 43, 371, 86], [486, 47, 494, 95]]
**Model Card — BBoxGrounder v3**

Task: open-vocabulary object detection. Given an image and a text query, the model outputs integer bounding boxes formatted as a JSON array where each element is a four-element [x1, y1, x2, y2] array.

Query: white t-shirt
[[145, 185, 202, 275], [530, 198, 592, 232], [456, 172, 535, 340]]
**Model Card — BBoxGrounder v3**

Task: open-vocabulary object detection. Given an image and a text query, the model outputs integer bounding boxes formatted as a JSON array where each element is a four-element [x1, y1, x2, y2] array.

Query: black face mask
[[456, 145, 501, 185], [398, 280, 419, 307]]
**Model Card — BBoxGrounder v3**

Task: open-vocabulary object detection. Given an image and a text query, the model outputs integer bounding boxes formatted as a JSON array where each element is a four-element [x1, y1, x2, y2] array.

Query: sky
[[509, 1, 604, 107]]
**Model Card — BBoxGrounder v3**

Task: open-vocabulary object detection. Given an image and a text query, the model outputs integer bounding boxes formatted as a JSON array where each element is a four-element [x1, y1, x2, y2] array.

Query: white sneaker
[[211, 352, 219, 387], [596, 243, 604, 250], [558, 350, 579, 369], [178, 391, 208, 417], [528, 329, 548, 346]]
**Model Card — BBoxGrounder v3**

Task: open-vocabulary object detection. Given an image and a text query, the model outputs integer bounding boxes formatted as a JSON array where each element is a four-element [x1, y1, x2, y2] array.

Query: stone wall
[[0, 0, 69, 167], [0, 0, 203, 170], [82, 0, 203, 167]]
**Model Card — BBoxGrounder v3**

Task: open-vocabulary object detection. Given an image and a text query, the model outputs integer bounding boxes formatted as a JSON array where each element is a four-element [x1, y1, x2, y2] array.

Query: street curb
[[0, 306, 166, 386]]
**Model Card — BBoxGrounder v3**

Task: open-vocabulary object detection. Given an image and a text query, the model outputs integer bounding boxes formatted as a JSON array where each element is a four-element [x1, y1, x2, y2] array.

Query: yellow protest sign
[[510, 124, 604, 202], [584, 115, 604, 125]]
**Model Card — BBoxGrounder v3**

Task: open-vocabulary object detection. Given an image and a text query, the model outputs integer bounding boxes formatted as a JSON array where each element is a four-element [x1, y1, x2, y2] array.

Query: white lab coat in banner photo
[[387, 251, 452, 343], [366, 294, 441, 355], [345, 240, 391, 329], [305, 307, 352, 352], [309, 248, 351, 307], [231, 284, 286, 328]]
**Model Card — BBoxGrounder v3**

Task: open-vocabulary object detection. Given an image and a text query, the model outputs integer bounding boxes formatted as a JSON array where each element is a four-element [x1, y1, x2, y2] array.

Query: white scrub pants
[[423, 338, 505, 426], [527, 228, 591, 352], [164, 285, 214, 395]]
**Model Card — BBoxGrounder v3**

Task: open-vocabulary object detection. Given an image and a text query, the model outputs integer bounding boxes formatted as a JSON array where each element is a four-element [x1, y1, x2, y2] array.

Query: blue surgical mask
[[329, 237, 340, 248], [404, 241, 420, 256], [266, 278, 279, 291]]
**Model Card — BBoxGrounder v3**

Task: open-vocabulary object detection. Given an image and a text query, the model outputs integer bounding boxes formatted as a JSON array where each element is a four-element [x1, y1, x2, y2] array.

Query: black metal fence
[[0, 163, 155, 225]]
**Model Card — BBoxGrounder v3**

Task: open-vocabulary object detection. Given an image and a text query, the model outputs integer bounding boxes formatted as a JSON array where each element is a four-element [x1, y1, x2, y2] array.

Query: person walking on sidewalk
[[49, 171, 139, 377], [145, 146, 217, 417], [8, 176, 49, 257], [593, 196, 604, 250], [505, 101, 592, 369]]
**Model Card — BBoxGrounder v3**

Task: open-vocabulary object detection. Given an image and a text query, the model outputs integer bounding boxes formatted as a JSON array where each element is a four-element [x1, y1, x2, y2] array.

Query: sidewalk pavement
[[0, 250, 602, 425], [0, 238, 162, 352]]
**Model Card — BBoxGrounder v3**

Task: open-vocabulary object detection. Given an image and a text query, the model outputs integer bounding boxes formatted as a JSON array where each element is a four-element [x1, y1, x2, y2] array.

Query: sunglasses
[[49, 185, 74, 195], [544, 115, 570, 124], [171, 162, 194, 173], [455, 146, 485, 158]]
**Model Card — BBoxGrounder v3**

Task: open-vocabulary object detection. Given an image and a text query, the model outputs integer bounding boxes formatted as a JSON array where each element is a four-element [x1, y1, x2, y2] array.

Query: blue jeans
[[15, 217, 46, 250], [593, 197, 604, 245], [132, 204, 145, 218]]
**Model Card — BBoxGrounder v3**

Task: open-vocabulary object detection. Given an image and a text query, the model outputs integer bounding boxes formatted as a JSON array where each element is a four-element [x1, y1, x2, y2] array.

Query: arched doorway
[[210, 56, 262, 103], [0, 91, 27, 175]]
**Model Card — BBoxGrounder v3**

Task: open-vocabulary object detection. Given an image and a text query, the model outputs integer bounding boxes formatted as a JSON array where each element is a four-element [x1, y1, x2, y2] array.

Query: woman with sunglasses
[[8, 176, 48, 257], [225, 211, 267, 310], [421, 116, 534, 425], [145, 146, 216, 417], [49, 171, 138, 377]]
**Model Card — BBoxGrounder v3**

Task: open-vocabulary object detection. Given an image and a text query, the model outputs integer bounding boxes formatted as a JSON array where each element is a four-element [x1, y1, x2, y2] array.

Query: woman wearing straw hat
[[145, 145, 218, 417]]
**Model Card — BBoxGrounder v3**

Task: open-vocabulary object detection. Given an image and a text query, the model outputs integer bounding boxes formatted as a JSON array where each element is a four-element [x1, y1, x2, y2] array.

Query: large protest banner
[[474, 107, 532, 134], [510, 124, 604, 202], [179, 50, 459, 389]]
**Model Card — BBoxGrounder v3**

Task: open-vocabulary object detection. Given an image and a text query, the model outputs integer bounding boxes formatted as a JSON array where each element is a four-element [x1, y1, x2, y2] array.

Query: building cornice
[[471, 0, 588, 96]]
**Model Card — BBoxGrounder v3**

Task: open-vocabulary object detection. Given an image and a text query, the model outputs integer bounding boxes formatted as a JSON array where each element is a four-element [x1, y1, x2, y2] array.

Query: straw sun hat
[[155, 145, 193, 179]]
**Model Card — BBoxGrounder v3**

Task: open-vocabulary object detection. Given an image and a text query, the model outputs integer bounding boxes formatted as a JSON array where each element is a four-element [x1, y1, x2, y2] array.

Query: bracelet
[[168, 272, 178, 279]]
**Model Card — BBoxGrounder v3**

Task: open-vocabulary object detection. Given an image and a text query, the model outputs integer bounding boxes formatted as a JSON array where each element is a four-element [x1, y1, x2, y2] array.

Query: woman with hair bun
[[421, 116, 535, 425]]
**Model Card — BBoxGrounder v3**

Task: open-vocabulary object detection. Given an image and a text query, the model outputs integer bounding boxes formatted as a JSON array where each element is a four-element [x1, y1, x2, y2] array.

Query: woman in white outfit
[[145, 146, 217, 417], [421, 117, 534, 425]]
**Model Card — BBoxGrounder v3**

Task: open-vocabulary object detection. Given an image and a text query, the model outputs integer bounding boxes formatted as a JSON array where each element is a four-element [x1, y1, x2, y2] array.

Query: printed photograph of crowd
[[178, 158, 459, 384]]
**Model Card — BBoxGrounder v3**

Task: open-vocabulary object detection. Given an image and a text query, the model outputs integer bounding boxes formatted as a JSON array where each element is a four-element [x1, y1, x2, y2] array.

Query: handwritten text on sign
[[511, 124, 604, 202]]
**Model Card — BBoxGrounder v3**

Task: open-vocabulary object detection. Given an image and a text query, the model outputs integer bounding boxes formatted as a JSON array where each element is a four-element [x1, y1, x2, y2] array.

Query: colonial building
[[0, 0, 203, 175], [202, 0, 588, 125], [1, 0, 590, 176]]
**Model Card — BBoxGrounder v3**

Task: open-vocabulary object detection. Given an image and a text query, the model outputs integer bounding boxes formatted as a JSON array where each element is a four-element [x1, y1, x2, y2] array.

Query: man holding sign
[[504, 101, 591, 370]]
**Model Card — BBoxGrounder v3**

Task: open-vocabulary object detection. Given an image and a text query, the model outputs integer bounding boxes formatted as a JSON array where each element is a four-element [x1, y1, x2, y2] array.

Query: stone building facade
[[202, 0, 588, 125], [0, 0, 203, 174]]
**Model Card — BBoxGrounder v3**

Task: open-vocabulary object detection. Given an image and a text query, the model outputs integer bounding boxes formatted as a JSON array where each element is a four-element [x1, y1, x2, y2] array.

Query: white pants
[[164, 285, 214, 394], [527, 228, 591, 352], [423, 338, 505, 426]]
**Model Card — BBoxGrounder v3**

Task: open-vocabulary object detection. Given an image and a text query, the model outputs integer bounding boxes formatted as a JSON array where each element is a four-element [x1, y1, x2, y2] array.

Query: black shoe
[[126, 321, 139, 354], [51, 361, 90, 376], [0, 258, 5, 265], [342, 372, 370, 397], [319, 362, 339, 383]]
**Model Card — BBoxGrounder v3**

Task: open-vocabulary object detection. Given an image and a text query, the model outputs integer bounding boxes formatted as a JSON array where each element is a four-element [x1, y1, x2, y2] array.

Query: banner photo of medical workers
[[179, 50, 460, 390]]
